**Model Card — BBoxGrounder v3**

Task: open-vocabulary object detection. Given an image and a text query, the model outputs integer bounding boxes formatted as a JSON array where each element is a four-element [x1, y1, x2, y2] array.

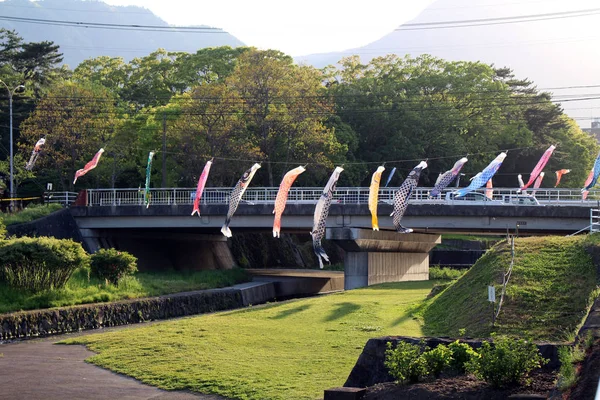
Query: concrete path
[[0, 333, 227, 400]]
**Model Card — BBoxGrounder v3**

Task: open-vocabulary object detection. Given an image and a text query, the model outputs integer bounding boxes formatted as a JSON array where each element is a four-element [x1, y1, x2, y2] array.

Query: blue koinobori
[[453, 152, 507, 198]]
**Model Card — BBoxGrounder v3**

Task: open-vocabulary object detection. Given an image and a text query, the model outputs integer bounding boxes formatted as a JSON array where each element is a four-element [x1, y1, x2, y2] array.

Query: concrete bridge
[[62, 187, 598, 289]]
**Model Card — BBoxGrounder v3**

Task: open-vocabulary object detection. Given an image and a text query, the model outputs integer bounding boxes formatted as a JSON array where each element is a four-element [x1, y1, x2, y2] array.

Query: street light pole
[[0, 80, 24, 209]]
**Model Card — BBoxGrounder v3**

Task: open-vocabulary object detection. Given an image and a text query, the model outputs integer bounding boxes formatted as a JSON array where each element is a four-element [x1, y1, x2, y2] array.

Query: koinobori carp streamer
[[273, 165, 306, 238], [311, 166, 343, 269]]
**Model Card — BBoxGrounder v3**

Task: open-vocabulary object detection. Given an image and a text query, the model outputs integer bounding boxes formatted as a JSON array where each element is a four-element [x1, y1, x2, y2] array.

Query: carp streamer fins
[[273, 166, 306, 238], [221, 163, 261, 237], [311, 166, 343, 269]]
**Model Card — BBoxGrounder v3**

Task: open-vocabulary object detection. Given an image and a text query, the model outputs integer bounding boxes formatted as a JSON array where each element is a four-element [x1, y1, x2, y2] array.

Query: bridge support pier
[[326, 228, 441, 290]]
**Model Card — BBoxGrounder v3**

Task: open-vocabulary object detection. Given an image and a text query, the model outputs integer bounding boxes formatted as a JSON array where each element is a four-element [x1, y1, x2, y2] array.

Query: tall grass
[[429, 266, 466, 280], [0, 268, 249, 314], [3, 203, 63, 226]]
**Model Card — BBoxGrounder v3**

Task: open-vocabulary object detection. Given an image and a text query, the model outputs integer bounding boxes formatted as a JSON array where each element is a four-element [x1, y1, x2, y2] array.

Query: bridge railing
[[84, 187, 600, 207], [45, 191, 78, 206]]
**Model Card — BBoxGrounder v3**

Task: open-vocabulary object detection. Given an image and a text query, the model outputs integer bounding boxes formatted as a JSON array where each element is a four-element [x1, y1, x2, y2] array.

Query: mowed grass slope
[[421, 235, 599, 341], [64, 281, 435, 400]]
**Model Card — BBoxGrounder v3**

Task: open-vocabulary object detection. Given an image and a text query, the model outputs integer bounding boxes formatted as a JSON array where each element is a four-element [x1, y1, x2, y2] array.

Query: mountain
[[0, 0, 245, 68], [296, 0, 600, 128]]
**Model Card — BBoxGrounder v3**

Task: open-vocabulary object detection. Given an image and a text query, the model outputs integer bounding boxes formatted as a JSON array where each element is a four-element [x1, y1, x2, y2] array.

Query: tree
[[227, 49, 345, 186], [0, 153, 35, 197], [325, 54, 594, 187], [19, 81, 119, 190], [169, 85, 257, 186]]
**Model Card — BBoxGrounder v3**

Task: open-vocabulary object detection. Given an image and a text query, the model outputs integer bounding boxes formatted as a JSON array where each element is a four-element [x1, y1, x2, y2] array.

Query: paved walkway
[[0, 332, 227, 400]]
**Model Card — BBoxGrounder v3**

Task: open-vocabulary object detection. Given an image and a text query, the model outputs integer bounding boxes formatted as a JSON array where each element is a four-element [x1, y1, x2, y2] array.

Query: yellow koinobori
[[368, 166, 385, 231]]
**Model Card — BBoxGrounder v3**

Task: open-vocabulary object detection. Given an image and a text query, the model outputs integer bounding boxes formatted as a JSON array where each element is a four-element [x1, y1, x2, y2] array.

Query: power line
[[395, 8, 600, 31], [0, 15, 228, 33], [0, 3, 155, 15]]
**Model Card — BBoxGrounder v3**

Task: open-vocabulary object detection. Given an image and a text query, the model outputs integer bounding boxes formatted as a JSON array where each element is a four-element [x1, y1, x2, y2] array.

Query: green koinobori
[[144, 151, 155, 208]]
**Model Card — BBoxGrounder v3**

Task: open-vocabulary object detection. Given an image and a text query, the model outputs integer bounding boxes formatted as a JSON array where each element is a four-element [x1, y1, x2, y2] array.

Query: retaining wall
[[0, 282, 275, 340]]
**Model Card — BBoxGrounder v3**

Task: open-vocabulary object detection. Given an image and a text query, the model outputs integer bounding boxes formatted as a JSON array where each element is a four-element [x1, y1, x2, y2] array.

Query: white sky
[[102, 0, 434, 56]]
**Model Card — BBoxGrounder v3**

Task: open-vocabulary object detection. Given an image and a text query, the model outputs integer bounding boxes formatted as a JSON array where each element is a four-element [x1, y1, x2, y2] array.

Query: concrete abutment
[[327, 228, 441, 290]]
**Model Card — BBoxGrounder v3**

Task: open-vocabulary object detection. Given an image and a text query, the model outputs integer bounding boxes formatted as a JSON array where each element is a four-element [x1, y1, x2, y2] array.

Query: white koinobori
[[311, 166, 344, 269], [221, 163, 261, 238]]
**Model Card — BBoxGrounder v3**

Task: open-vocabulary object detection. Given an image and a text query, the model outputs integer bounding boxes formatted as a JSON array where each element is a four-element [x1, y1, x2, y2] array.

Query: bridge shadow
[[324, 302, 361, 322], [270, 304, 312, 320]]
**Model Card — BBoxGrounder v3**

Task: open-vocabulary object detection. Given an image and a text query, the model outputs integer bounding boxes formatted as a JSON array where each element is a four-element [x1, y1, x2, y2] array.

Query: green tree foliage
[[227, 49, 345, 186], [0, 236, 89, 292], [74, 47, 250, 108], [0, 153, 35, 195], [19, 81, 120, 190], [327, 54, 596, 186], [169, 86, 255, 186]]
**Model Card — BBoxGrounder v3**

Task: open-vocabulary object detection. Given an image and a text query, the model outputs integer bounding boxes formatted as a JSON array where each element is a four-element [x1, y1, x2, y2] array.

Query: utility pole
[[162, 111, 166, 188], [0, 80, 24, 211]]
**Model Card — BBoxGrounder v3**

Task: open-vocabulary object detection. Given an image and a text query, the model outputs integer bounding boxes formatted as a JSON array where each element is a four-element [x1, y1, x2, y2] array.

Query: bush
[[90, 248, 138, 285], [0, 237, 89, 292], [466, 336, 548, 387], [429, 266, 465, 280], [448, 340, 478, 373], [422, 344, 452, 377], [384, 341, 428, 384]]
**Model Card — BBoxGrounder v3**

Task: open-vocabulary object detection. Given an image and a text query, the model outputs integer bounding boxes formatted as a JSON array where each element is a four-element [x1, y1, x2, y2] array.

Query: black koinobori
[[391, 161, 427, 233]]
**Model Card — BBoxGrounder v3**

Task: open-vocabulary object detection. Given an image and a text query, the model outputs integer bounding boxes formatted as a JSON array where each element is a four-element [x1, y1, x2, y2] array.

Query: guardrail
[[82, 187, 600, 207], [45, 191, 78, 206]]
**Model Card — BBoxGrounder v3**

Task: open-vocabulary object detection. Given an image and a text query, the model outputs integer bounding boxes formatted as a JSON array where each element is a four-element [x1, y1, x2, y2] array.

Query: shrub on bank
[[466, 336, 548, 387], [90, 248, 138, 285], [385, 336, 547, 387], [0, 237, 89, 292], [384, 341, 427, 384]]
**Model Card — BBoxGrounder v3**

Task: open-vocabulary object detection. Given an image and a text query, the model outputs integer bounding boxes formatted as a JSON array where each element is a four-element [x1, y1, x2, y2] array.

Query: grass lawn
[[421, 235, 599, 341], [63, 281, 436, 400], [0, 268, 249, 314], [2, 203, 63, 226]]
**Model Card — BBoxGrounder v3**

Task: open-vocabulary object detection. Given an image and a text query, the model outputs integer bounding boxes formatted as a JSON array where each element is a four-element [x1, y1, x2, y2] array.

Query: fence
[[80, 187, 600, 207], [44, 191, 78, 207]]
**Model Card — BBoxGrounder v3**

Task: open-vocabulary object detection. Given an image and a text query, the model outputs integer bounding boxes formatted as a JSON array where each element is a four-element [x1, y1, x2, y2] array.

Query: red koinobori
[[73, 148, 104, 184]]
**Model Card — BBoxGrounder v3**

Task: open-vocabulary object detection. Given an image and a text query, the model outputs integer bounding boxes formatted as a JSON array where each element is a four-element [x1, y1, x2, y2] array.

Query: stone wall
[[0, 288, 244, 340], [344, 336, 564, 388]]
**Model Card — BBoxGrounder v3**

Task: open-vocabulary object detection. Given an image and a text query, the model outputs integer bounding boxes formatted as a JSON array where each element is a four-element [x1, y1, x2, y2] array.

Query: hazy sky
[[102, 0, 434, 56]]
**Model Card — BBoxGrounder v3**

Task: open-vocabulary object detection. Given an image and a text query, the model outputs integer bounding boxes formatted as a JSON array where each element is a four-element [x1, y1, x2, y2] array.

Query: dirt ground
[[363, 369, 558, 400]]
